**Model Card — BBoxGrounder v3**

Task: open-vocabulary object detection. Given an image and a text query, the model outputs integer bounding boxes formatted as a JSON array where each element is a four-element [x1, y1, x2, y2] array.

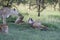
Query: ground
[[0, 4, 60, 40], [0, 23, 60, 40]]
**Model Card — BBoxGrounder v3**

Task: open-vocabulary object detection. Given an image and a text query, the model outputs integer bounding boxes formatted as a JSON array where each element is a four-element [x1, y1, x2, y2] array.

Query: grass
[[0, 23, 60, 40], [0, 4, 60, 40]]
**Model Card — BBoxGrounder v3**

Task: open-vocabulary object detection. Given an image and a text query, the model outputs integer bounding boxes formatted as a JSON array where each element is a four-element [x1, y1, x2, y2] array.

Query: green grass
[[0, 23, 60, 40], [0, 4, 60, 40]]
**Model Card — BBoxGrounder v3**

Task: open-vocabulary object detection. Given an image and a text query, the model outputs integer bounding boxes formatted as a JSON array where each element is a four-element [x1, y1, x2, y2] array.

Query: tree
[[58, 0, 60, 11], [36, 0, 41, 17]]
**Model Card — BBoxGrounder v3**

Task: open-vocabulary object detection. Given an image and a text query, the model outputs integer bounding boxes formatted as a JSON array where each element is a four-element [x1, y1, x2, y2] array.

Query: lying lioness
[[15, 16, 24, 24], [28, 18, 48, 30]]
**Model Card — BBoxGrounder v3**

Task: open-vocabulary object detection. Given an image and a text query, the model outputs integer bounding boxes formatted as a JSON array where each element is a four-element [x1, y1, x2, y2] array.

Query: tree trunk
[[53, 0, 58, 11], [29, 0, 32, 10], [37, 0, 41, 17], [59, 3, 60, 11], [41, 0, 45, 9], [38, 5, 40, 17], [54, 3, 56, 11], [58, 0, 60, 11]]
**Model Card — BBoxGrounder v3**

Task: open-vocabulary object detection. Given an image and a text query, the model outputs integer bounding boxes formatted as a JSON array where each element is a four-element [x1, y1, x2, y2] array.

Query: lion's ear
[[13, 8, 16, 11]]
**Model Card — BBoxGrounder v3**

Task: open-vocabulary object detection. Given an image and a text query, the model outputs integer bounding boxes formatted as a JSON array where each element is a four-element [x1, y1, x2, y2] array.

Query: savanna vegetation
[[0, 0, 60, 40]]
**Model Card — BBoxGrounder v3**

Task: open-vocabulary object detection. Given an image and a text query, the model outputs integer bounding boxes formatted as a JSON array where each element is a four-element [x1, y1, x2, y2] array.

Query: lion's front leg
[[2, 16, 6, 24]]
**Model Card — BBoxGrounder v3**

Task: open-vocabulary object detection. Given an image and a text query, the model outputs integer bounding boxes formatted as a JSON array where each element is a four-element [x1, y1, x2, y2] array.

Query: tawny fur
[[32, 22, 48, 30], [15, 16, 24, 24], [28, 18, 48, 30], [0, 24, 8, 33], [0, 7, 19, 24]]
